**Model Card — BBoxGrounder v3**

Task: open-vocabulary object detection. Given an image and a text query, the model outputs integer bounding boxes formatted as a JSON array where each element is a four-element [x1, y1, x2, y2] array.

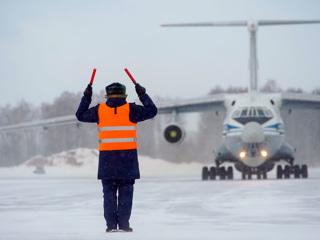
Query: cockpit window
[[232, 106, 273, 125], [257, 108, 264, 117], [241, 108, 248, 117]]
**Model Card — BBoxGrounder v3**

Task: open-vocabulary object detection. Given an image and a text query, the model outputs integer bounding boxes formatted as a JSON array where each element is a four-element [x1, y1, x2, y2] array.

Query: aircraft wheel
[[241, 168, 247, 180], [241, 168, 251, 180], [247, 169, 252, 179], [202, 167, 210, 180], [277, 165, 283, 179], [258, 168, 267, 180], [257, 172, 261, 179], [301, 164, 308, 178], [227, 166, 233, 180], [262, 168, 267, 179], [210, 167, 216, 180], [293, 165, 301, 179], [219, 167, 226, 180], [284, 165, 290, 179]]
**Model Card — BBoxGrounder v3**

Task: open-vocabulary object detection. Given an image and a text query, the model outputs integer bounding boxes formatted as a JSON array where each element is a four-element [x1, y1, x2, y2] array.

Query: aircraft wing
[[157, 94, 226, 114], [281, 92, 320, 110], [1, 94, 226, 133], [0, 115, 78, 133]]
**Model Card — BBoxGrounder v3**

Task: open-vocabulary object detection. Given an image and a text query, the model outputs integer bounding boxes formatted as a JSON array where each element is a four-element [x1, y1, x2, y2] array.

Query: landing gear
[[277, 164, 308, 179], [202, 167, 210, 180], [241, 168, 252, 180], [257, 167, 267, 179], [241, 167, 267, 180], [202, 161, 308, 180], [202, 166, 234, 180]]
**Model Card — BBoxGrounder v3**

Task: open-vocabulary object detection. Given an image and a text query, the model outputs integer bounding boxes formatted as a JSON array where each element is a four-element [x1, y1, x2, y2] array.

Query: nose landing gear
[[240, 167, 268, 180]]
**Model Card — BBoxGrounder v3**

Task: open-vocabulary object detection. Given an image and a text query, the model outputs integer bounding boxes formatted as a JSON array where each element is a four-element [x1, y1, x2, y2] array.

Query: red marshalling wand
[[124, 68, 137, 85], [90, 68, 97, 85]]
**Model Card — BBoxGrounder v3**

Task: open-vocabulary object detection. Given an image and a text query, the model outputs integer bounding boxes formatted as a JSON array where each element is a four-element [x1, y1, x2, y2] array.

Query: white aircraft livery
[[1, 20, 320, 180], [158, 20, 320, 180]]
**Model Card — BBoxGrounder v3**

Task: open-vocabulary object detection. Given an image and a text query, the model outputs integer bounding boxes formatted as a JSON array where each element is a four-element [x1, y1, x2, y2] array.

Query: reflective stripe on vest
[[97, 103, 137, 151], [99, 138, 137, 144], [98, 126, 137, 131]]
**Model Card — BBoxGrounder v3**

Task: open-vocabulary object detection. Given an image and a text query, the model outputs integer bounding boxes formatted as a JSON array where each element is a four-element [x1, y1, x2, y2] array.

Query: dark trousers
[[101, 179, 135, 229]]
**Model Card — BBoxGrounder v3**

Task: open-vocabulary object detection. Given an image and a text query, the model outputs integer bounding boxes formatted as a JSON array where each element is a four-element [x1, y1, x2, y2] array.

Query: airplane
[[157, 20, 320, 180], [1, 20, 320, 180]]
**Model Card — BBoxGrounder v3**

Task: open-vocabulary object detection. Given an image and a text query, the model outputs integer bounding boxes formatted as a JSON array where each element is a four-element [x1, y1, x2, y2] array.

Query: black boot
[[119, 227, 133, 232]]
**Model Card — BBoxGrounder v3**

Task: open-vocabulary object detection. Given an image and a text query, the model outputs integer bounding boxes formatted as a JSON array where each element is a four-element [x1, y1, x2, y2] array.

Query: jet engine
[[163, 123, 185, 144]]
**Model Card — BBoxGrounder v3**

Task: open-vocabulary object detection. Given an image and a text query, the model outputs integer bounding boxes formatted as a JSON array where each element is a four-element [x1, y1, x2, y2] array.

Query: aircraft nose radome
[[241, 121, 264, 143]]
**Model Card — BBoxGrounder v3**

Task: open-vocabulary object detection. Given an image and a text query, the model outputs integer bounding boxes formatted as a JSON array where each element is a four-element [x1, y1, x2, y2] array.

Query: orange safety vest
[[97, 103, 137, 151]]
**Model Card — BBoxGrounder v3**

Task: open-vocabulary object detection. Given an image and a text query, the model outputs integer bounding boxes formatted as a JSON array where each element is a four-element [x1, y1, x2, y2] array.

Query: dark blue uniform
[[75, 93, 157, 230]]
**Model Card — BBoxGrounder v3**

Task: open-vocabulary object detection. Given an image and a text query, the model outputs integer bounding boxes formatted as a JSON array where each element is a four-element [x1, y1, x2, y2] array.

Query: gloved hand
[[135, 84, 146, 97], [83, 84, 92, 98]]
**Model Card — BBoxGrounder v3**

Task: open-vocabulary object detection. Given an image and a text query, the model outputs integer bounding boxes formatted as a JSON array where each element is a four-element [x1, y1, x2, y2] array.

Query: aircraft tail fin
[[161, 20, 320, 93]]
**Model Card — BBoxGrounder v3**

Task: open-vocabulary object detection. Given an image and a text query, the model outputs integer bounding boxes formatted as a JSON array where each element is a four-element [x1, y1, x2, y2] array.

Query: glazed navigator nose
[[241, 121, 264, 143]]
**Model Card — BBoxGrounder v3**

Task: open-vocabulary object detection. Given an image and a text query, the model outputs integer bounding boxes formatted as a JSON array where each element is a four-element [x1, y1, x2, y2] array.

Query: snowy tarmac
[[0, 159, 320, 240]]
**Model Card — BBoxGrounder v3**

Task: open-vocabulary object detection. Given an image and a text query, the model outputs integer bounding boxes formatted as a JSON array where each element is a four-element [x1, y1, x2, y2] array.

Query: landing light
[[239, 151, 246, 159], [261, 150, 268, 157]]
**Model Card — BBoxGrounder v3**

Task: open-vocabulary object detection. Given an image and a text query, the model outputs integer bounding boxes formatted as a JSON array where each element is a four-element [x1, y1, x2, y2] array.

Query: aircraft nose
[[241, 121, 264, 143]]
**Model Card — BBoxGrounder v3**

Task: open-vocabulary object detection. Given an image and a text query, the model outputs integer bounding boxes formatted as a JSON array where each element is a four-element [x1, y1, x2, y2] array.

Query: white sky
[[1, 0, 320, 106]]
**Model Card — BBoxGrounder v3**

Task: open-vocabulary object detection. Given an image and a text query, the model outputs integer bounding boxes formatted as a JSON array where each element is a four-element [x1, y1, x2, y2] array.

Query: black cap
[[105, 82, 126, 96]]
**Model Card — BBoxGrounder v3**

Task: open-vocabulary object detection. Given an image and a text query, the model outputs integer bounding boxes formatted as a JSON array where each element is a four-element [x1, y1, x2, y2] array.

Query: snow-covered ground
[[0, 148, 320, 240]]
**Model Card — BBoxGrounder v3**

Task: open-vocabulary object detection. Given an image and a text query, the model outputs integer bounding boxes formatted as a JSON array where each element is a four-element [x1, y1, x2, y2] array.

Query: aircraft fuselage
[[221, 92, 285, 169]]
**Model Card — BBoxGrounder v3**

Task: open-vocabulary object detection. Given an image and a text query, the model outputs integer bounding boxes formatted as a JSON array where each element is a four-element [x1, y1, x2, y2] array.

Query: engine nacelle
[[163, 124, 186, 145]]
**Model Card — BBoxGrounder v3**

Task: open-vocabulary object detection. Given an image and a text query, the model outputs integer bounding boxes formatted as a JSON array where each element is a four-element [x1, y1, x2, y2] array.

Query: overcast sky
[[1, 0, 320, 106]]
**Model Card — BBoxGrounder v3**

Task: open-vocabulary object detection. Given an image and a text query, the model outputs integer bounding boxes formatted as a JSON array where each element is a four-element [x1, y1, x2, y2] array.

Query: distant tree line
[[0, 80, 319, 167]]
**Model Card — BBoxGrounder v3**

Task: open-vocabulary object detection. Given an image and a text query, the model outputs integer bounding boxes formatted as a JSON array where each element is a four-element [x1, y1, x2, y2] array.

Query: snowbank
[[0, 148, 202, 178], [2, 148, 319, 180]]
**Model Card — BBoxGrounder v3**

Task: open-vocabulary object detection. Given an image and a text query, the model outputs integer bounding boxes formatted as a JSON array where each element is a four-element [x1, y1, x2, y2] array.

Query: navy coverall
[[76, 93, 157, 230]]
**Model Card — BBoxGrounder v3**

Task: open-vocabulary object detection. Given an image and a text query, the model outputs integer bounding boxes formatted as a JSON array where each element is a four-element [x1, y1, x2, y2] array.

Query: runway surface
[[0, 168, 320, 240]]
